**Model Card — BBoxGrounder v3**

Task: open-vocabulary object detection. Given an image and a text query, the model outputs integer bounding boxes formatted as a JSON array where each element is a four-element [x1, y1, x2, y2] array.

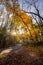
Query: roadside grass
[[28, 45, 43, 52], [0, 53, 8, 58], [0, 48, 12, 58], [22, 41, 43, 51]]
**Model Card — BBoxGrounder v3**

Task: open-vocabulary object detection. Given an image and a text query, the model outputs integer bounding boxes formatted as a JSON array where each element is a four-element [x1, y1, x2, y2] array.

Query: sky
[[0, 0, 43, 22], [0, 0, 43, 34], [19, 0, 43, 8], [18, 0, 43, 16], [0, 0, 43, 15]]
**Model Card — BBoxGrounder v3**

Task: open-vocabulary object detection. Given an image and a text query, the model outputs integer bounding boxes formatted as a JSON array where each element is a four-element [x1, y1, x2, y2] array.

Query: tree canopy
[[0, 0, 43, 48]]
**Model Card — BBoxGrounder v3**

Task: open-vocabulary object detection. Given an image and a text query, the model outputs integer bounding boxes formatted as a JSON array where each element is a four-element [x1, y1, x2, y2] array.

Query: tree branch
[[21, 10, 43, 21]]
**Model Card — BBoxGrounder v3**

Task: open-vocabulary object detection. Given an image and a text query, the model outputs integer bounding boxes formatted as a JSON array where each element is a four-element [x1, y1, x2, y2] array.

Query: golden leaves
[[31, 30, 37, 36], [8, 15, 22, 23], [21, 12, 32, 25]]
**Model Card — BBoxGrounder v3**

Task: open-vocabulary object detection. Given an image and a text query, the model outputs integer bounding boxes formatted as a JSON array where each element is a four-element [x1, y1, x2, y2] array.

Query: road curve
[[0, 44, 22, 57]]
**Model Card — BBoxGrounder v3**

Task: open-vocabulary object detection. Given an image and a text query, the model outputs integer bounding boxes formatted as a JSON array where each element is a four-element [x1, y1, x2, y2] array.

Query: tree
[[0, 0, 43, 48], [21, 0, 43, 25]]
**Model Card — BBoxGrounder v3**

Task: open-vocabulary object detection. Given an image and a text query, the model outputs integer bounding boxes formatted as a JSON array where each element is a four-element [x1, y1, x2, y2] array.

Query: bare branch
[[21, 10, 43, 21]]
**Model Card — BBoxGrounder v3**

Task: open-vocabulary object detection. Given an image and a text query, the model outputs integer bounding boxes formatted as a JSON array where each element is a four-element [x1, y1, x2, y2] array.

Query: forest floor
[[0, 45, 43, 65]]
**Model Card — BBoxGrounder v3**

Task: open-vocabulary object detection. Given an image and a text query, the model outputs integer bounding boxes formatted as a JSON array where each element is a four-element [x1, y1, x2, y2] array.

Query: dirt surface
[[0, 46, 43, 65]]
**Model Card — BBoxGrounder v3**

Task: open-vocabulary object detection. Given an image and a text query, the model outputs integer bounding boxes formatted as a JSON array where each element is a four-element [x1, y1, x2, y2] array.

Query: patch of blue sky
[[18, 0, 43, 16], [18, 0, 43, 24]]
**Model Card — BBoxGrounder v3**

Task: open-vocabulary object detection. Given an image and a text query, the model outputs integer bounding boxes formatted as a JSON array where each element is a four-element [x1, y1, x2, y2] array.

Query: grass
[[22, 41, 43, 51], [0, 53, 8, 58], [28, 45, 43, 52]]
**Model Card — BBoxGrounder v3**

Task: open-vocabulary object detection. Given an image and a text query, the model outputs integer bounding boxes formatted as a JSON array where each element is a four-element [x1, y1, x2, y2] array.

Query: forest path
[[0, 44, 22, 58]]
